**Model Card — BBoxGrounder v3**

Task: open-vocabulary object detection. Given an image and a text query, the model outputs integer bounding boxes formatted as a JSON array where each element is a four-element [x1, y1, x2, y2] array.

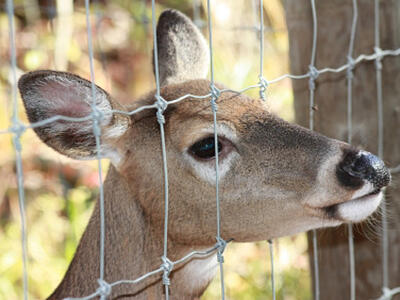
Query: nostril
[[337, 150, 391, 189], [336, 150, 364, 189], [342, 151, 373, 179]]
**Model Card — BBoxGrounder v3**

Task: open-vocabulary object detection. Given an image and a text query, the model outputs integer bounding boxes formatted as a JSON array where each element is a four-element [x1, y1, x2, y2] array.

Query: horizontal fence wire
[[1, 47, 399, 136], [1, 47, 399, 138], [3, 0, 400, 299]]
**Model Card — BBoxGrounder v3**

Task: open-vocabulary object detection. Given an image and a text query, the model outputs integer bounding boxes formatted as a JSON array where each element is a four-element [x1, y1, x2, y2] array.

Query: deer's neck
[[49, 166, 217, 300]]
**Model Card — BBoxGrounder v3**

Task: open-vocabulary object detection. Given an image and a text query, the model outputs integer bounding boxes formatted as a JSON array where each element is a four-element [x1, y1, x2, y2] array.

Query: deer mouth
[[324, 188, 382, 222]]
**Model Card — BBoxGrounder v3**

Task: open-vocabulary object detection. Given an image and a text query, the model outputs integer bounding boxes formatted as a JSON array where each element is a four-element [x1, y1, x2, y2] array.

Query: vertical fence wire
[[84, 0, 103, 280], [151, 0, 173, 298], [257, 0, 275, 297], [374, 0, 389, 293], [192, 0, 201, 28], [6, 1, 29, 299], [84, 2, 109, 298], [5, 1, 400, 299], [346, 1, 358, 299], [308, 0, 320, 299], [258, 0, 268, 100], [268, 240, 276, 300], [206, 1, 226, 299]]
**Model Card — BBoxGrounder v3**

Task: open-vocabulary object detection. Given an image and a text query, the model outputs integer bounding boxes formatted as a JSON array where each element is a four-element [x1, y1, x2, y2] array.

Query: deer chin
[[322, 187, 382, 223], [306, 181, 383, 224], [332, 189, 382, 222]]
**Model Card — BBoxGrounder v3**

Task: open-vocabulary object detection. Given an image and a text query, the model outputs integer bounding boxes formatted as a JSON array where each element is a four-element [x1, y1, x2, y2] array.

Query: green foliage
[[0, 157, 97, 299], [203, 239, 311, 300]]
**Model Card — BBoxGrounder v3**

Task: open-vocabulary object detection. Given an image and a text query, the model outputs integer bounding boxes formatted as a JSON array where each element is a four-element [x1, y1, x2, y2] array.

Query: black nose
[[337, 150, 391, 189]]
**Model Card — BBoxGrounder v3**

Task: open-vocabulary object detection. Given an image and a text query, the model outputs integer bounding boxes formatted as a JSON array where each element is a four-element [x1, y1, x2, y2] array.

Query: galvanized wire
[[346, 1, 358, 299], [374, 0, 389, 295], [64, 240, 232, 300], [206, 1, 226, 299], [1, 47, 399, 136], [258, 0, 268, 101], [3, 1, 400, 299], [150, 0, 173, 298], [6, 1, 29, 300], [377, 287, 400, 300], [268, 240, 276, 300], [308, 1, 320, 299], [84, 1, 107, 290], [373, 1, 400, 298], [257, 0, 275, 298]]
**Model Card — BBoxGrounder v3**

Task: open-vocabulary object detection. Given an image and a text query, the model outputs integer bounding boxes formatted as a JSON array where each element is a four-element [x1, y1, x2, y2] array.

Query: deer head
[[18, 9, 390, 300]]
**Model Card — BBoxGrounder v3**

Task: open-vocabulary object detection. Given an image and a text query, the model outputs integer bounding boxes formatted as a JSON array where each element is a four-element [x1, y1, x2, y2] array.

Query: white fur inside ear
[[23, 73, 129, 160], [183, 124, 239, 185], [26, 74, 113, 126]]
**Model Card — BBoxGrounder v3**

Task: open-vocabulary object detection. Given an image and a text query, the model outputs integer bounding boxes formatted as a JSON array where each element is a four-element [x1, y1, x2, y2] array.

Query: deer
[[18, 9, 390, 300]]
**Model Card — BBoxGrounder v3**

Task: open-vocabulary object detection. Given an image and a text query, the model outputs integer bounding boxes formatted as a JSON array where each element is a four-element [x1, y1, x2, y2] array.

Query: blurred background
[[0, 0, 311, 299]]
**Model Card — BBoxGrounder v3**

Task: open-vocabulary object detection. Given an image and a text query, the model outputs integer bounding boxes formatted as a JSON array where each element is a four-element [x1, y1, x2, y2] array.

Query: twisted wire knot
[[91, 106, 104, 122], [374, 47, 383, 70], [258, 76, 269, 101], [209, 84, 220, 113], [10, 122, 25, 152], [156, 110, 165, 124], [12, 135, 22, 152], [216, 237, 227, 263], [10, 122, 25, 136], [210, 99, 218, 113], [155, 95, 168, 125], [210, 84, 221, 100], [347, 55, 355, 79], [308, 65, 319, 91], [96, 279, 111, 297], [91, 107, 104, 137], [161, 256, 174, 286], [377, 287, 392, 300]]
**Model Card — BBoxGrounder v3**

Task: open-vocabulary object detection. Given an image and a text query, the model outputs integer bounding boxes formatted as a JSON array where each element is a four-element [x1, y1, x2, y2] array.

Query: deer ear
[[18, 70, 130, 161], [154, 9, 209, 86]]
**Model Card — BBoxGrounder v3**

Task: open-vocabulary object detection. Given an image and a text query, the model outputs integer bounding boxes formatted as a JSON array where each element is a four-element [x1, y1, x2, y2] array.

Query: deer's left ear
[[154, 9, 209, 86], [18, 70, 130, 162]]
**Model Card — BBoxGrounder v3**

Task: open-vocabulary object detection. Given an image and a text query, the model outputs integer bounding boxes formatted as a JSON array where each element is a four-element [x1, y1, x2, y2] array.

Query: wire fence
[[3, 0, 400, 299]]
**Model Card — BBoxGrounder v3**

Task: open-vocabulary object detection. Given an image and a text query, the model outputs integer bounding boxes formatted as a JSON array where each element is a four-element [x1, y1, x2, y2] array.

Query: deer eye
[[189, 136, 222, 160]]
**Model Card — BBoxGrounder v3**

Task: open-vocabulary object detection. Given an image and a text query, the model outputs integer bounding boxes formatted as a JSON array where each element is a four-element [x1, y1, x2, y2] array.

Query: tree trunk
[[283, 0, 400, 299]]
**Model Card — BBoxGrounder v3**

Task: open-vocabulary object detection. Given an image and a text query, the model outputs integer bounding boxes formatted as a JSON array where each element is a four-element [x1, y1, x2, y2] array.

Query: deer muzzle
[[337, 150, 391, 190], [325, 149, 391, 222]]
